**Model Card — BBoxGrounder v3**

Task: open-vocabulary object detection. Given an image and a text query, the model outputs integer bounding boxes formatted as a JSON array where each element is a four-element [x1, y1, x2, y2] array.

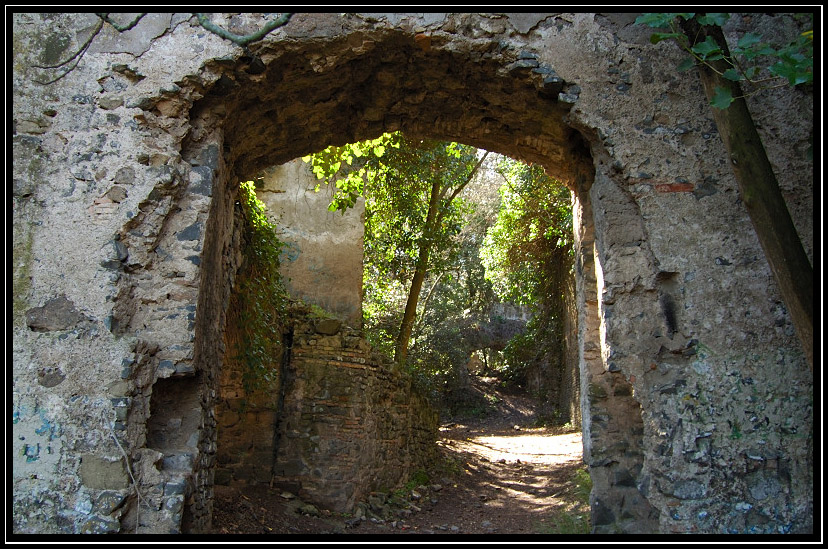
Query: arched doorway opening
[[169, 26, 655, 533]]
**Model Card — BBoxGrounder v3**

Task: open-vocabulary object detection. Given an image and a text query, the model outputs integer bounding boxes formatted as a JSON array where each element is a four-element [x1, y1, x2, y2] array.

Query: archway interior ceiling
[[187, 31, 591, 186]]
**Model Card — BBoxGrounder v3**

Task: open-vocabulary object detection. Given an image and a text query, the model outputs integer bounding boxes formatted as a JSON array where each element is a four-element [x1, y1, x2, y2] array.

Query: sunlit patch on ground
[[457, 431, 583, 465]]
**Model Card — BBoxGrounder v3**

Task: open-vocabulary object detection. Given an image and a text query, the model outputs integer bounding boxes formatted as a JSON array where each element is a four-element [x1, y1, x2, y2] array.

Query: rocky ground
[[210, 377, 590, 539]]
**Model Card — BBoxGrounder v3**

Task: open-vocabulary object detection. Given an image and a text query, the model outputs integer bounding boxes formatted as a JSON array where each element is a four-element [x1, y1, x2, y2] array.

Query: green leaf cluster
[[636, 12, 814, 109], [480, 159, 572, 307], [302, 134, 400, 213]]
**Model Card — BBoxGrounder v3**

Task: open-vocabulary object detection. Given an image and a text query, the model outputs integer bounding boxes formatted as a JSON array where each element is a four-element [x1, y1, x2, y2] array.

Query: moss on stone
[[588, 382, 608, 400], [12, 222, 34, 326], [37, 31, 71, 67]]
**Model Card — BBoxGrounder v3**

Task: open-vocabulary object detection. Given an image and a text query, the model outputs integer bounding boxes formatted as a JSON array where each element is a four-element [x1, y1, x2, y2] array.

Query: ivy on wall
[[231, 181, 290, 399]]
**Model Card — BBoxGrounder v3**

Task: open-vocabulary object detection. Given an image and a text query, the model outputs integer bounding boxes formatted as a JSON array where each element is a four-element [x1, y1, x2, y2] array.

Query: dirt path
[[211, 379, 590, 536]]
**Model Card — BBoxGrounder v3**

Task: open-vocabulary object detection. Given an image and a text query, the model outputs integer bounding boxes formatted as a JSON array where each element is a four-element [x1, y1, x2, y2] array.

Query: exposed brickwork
[[214, 312, 438, 514], [273, 319, 439, 512]]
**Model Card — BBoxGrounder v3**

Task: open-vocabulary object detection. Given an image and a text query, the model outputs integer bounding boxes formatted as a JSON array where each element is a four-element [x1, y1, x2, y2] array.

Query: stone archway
[[12, 13, 812, 536], [169, 23, 663, 534]]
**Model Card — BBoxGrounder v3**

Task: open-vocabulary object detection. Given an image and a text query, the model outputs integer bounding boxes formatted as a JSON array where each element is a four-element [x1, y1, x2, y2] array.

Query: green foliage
[[499, 318, 550, 386], [534, 466, 592, 534], [480, 159, 572, 306], [401, 220, 499, 402], [635, 13, 694, 29], [303, 134, 399, 213], [307, 303, 336, 320], [635, 12, 814, 109], [232, 180, 289, 397], [535, 510, 590, 535], [478, 159, 572, 388], [405, 318, 467, 391], [573, 466, 593, 502], [304, 132, 484, 369], [407, 469, 430, 489]]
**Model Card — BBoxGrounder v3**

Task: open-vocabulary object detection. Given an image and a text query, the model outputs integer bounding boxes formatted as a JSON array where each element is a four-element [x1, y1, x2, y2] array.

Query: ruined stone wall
[[213, 225, 284, 491], [213, 309, 437, 513], [272, 318, 439, 512], [12, 12, 812, 535], [256, 159, 365, 327]]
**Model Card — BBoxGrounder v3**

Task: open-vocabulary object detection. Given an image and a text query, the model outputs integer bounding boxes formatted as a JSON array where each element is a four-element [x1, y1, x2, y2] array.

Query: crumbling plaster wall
[[256, 159, 365, 327], [11, 12, 812, 535]]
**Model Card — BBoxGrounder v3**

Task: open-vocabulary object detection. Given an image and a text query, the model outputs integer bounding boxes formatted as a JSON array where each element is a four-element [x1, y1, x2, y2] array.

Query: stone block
[[673, 479, 707, 500], [94, 491, 127, 514], [25, 295, 85, 332], [80, 516, 121, 534], [746, 470, 782, 501], [37, 367, 66, 388], [79, 455, 129, 490]]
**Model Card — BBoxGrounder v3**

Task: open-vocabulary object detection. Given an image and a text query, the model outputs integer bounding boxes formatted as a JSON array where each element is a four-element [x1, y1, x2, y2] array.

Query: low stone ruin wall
[[273, 318, 439, 513], [215, 312, 439, 514]]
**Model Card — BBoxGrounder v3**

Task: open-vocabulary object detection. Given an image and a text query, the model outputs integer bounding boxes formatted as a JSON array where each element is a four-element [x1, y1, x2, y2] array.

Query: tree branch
[[447, 151, 489, 205], [679, 17, 814, 371], [195, 13, 293, 46], [32, 12, 293, 86], [96, 13, 147, 32], [412, 271, 446, 338], [32, 14, 144, 85], [32, 18, 105, 85]]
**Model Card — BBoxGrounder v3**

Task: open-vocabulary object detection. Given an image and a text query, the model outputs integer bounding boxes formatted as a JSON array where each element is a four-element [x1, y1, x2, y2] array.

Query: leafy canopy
[[480, 158, 572, 307], [303, 132, 481, 352]]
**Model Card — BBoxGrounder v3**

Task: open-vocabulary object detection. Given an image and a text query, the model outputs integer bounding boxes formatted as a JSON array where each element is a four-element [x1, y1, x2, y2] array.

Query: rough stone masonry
[[12, 12, 813, 535]]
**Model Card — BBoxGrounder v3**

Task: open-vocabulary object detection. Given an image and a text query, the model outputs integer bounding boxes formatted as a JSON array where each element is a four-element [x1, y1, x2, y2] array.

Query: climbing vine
[[479, 159, 573, 388], [232, 180, 289, 398], [635, 13, 813, 109]]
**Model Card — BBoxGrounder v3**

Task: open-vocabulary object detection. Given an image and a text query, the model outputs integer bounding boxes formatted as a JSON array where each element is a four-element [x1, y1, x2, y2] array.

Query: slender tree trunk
[[680, 19, 814, 371], [395, 177, 442, 365], [394, 152, 489, 365], [412, 271, 446, 341]]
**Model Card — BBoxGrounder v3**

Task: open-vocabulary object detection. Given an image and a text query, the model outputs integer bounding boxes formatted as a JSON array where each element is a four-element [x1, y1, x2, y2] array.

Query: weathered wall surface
[[256, 159, 365, 327], [215, 310, 437, 513], [272, 318, 439, 512], [560, 276, 581, 428], [12, 12, 812, 535]]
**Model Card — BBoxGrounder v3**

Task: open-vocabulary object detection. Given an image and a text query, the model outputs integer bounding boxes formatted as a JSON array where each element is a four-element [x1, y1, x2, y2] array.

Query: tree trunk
[[412, 271, 446, 341], [395, 176, 442, 365], [394, 152, 489, 365], [680, 19, 814, 371]]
